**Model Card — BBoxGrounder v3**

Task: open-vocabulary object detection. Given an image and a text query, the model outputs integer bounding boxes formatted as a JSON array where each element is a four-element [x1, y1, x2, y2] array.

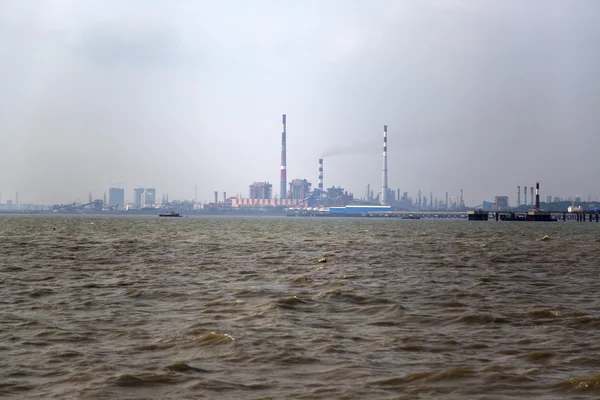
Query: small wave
[[573, 316, 600, 327], [136, 338, 179, 351], [370, 367, 475, 387], [391, 335, 421, 343], [526, 351, 555, 360], [397, 345, 428, 352], [433, 300, 468, 308], [322, 344, 347, 354], [28, 288, 55, 298], [319, 289, 369, 304], [277, 354, 321, 365], [555, 373, 600, 391], [165, 362, 208, 373], [43, 349, 83, 359], [370, 320, 403, 327], [186, 378, 270, 392], [125, 288, 142, 297], [527, 309, 563, 318], [2, 266, 24, 272], [496, 349, 520, 355], [275, 295, 310, 310], [21, 341, 51, 347], [192, 332, 235, 344], [453, 314, 508, 324], [291, 275, 310, 283], [111, 373, 181, 387]]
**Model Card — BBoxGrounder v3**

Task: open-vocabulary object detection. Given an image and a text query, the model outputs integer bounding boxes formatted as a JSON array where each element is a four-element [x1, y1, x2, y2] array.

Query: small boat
[[159, 211, 182, 217], [402, 215, 421, 220]]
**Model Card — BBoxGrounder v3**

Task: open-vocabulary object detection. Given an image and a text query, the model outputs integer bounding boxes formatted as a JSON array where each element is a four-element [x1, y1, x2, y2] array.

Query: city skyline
[[1, 1, 599, 205]]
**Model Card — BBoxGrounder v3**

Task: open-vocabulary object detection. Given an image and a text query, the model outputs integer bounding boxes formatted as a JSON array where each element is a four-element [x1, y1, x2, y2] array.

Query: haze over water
[[2, 215, 600, 399]]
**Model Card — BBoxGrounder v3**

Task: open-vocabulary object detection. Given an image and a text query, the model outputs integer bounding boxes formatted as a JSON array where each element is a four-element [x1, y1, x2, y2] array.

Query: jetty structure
[[468, 182, 557, 221]]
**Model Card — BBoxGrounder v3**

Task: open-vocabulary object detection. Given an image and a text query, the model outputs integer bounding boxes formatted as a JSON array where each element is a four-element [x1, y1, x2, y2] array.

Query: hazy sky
[[1, 0, 599, 205]]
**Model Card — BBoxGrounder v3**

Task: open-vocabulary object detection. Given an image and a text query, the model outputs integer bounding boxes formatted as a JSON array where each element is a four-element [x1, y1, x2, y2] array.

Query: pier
[[468, 210, 600, 222], [286, 208, 600, 222]]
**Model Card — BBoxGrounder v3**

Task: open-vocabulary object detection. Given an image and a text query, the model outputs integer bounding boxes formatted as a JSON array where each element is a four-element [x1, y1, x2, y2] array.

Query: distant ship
[[159, 211, 182, 217]]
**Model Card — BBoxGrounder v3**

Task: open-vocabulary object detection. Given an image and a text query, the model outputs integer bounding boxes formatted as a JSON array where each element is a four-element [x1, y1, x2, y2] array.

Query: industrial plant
[[221, 114, 357, 212], [1, 113, 598, 218]]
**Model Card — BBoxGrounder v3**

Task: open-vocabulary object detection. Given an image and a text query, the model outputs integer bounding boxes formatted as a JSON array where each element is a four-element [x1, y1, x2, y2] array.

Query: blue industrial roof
[[328, 205, 391, 215]]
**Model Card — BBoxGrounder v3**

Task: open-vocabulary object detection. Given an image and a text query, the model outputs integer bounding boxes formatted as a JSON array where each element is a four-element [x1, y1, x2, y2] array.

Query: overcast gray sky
[[1, 0, 599, 205]]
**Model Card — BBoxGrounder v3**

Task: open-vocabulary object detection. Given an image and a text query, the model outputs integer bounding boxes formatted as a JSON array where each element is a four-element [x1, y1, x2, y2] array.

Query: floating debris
[[541, 235, 551, 241], [318, 257, 327, 263]]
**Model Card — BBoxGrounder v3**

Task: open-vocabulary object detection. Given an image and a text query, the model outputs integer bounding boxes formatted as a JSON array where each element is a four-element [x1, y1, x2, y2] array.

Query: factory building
[[289, 179, 311, 200], [325, 186, 354, 207], [230, 198, 303, 208], [108, 188, 124, 210], [495, 196, 509, 210], [249, 182, 273, 199]]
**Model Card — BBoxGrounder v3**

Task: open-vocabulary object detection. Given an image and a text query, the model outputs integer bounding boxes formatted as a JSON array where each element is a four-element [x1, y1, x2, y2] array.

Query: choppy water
[[2, 215, 600, 399]]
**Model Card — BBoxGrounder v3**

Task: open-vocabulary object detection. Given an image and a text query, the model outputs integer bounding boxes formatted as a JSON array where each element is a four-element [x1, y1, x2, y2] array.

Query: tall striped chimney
[[535, 182, 540, 211], [280, 114, 287, 200], [318, 158, 323, 191], [381, 125, 388, 205]]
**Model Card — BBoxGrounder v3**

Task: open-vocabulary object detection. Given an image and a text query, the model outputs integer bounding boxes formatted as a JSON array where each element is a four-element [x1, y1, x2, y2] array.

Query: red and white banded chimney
[[318, 158, 323, 191], [280, 114, 287, 200], [381, 125, 388, 205]]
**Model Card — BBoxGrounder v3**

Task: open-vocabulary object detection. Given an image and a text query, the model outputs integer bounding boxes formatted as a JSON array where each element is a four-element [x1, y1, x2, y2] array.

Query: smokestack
[[318, 158, 323, 191], [223, 192, 227, 203], [280, 114, 287, 200], [214, 191, 218, 204], [381, 125, 388, 205], [535, 182, 540, 211], [530, 187, 534, 206], [517, 186, 521, 206]]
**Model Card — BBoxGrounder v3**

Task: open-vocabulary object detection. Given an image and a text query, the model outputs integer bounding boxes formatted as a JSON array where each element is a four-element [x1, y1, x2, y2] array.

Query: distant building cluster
[[108, 188, 124, 210], [5, 115, 598, 214], [132, 188, 156, 209]]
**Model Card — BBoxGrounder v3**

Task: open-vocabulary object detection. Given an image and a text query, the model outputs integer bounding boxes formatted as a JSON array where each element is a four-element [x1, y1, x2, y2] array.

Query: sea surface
[[2, 215, 600, 399]]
